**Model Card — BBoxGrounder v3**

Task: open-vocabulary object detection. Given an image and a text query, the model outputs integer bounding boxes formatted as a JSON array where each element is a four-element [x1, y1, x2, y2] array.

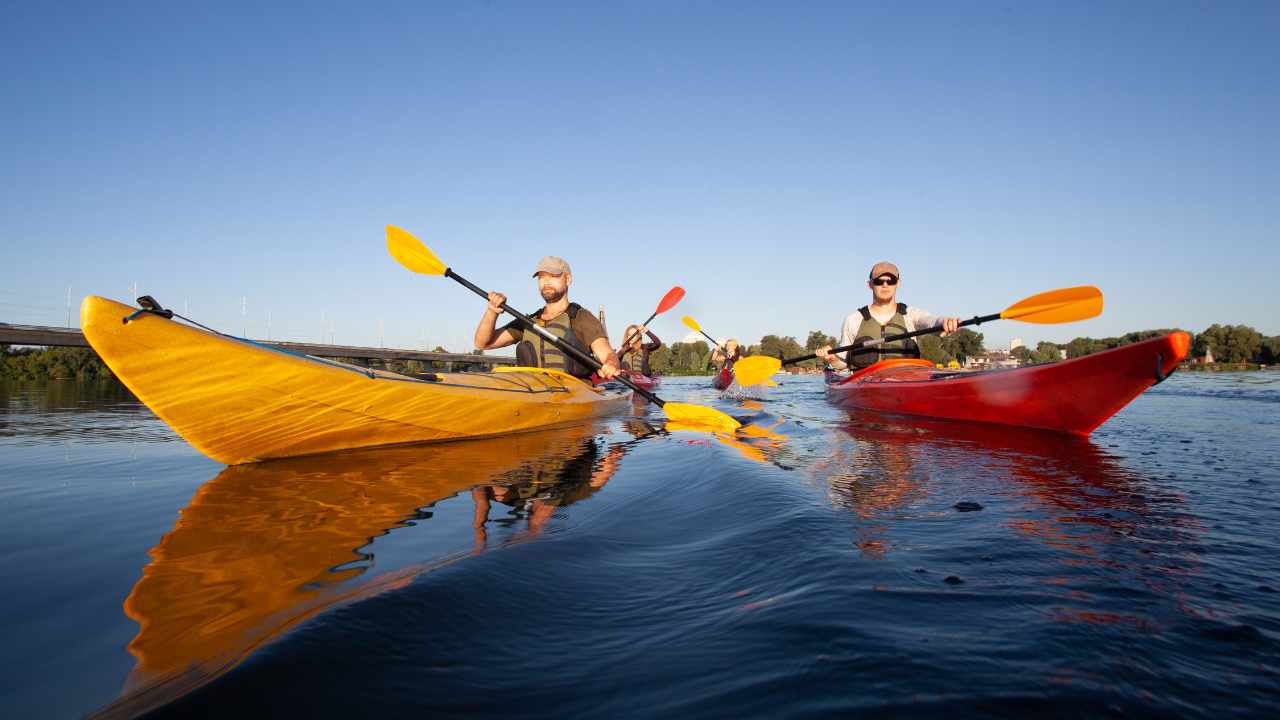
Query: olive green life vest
[[516, 303, 595, 379], [847, 302, 921, 370]]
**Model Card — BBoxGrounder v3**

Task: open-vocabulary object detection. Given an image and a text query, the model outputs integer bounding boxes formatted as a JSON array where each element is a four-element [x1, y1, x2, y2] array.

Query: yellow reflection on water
[[107, 420, 653, 717]]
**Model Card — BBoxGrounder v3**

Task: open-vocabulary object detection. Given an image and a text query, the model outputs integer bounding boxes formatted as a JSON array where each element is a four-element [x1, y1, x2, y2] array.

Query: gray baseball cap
[[869, 261, 899, 281], [532, 256, 572, 277]]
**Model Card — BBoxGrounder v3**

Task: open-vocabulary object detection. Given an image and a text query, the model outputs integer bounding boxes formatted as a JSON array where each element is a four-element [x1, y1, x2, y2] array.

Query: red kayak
[[712, 366, 733, 390], [825, 332, 1190, 436], [625, 371, 660, 391]]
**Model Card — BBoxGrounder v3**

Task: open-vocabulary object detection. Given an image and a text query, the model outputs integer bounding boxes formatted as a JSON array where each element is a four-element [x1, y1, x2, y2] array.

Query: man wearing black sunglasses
[[815, 261, 960, 371]]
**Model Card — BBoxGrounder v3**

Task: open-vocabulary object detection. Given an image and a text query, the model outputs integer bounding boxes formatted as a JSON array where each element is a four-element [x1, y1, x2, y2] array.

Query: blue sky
[[3, 1, 1277, 353]]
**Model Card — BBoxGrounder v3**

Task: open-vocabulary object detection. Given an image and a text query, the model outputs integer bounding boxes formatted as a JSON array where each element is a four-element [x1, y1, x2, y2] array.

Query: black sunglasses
[[871, 276, 898, 287]]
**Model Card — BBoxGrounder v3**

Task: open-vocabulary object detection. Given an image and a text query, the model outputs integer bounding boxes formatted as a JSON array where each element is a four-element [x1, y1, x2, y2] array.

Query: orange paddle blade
[[1000, 286, 1103, 324]]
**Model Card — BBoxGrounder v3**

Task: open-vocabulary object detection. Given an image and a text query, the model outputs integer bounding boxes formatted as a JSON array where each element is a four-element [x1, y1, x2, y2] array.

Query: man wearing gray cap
[[473, 256, 623, 380], [815, 261, 961, 371]]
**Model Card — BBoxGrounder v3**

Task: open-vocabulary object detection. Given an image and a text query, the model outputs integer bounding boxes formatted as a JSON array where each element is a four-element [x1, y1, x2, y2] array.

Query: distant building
[[1010, 338, 1024, 351], [1204, 347, 1214, 364], [965, 348, 1021, 370]]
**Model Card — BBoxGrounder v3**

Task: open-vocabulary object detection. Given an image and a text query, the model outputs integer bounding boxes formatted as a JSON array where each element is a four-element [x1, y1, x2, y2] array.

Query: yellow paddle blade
[[732, 355, 781, 387], [661, 401, 741, 432], [681, 315, 701, 333], [765, 379, 778, 387], [1000, 286, 1103, 324], [386, 225, 447, 276]]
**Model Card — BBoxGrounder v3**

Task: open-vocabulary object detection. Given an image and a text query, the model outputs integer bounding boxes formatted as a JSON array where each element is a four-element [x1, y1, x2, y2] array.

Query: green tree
[[1065, 337, 1106, 358], [917, 334, 949, 365], [667, 341, 711, 373], [758, 335, 805, 363], [648, 345, 673, 373], [1011, 345, 1033, 364], [801, 331, 837, 368], [940, 328, 983, 364], [805, 330, 837, 351], [1194, 324, 1263, 363], [1260, 336, 1280, 365], [0, 347, 116, 381], [1030, 341, 1062, 364]]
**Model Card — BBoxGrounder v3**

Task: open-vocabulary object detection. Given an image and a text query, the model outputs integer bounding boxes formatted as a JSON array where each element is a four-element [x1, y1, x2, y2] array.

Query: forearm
[[591, 338, 619, 369], [473, 311, 501, 349], [827, 326, 853, 369], [908, 307, 944, 330]]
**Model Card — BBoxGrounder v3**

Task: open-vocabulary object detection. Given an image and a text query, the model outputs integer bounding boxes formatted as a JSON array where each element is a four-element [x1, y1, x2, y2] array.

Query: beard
[[540, 285, 566, 303]]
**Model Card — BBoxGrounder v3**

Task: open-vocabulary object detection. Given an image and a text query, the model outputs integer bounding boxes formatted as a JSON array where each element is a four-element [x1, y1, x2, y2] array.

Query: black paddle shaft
[[784, 312, 1003, 365], [444, 268, 664, 406]]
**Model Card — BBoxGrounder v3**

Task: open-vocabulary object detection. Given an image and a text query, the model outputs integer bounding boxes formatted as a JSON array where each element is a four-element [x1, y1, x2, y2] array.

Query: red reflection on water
[[810, 411, 1202, 634]]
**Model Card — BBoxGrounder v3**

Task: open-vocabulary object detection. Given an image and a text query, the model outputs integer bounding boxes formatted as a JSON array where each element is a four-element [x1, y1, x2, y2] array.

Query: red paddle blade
[[654, 286, 685, 316]]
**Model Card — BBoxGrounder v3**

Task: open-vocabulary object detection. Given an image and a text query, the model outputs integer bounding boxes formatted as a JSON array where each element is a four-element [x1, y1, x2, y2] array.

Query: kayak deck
[[82, 296, 630, 464], [826, 332, 1190, 435]]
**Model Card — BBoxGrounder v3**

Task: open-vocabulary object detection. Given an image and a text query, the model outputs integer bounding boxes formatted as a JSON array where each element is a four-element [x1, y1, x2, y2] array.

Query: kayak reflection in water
[[814, 261, 962, 371], [814, 413, 1199, 598], [97, 421, 658, 719], [471, 434, 630, 551]]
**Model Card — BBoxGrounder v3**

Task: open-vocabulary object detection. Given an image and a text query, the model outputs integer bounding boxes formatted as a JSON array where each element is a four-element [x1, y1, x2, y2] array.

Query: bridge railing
[[0, 323, 516, 372]]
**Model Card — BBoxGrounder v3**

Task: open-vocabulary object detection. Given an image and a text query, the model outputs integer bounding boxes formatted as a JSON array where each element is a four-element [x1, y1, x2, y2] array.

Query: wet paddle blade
[[655, 287, 685, 316], [732, 355, 782, 387], [386, 225, 447, 276], [681, 315, 701, 333], [1000, 286, 1103, 324], [661, 402, 742, 432]]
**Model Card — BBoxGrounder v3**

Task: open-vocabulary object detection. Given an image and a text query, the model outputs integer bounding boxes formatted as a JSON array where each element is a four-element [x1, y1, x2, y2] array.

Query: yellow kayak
[[81, 296, 631, 464]]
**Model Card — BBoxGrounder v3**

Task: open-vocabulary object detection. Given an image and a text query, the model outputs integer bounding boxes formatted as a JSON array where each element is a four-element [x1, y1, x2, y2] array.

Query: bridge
[[0, 322, 517, 372]]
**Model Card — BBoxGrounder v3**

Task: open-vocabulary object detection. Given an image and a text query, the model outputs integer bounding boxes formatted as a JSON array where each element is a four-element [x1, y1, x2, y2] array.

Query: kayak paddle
[[386, 225, 741, 432], [732, 286, 1105, 386], [621, 286, 684, 350], [680, 315, 726, 352], [682, 315, 763, 386]]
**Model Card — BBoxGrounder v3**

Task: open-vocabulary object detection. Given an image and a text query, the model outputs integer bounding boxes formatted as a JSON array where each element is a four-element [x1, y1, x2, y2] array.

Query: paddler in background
[[711, 338, 741, 371], [815, 261, 961, 370], [474, 255, 622, 380], [617, 324, 663, 376]]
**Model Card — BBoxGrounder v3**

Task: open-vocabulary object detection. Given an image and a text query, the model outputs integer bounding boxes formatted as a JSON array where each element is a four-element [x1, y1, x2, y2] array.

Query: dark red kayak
[[712, 366, 733, 390], [625, 371, 660, 391], [825, 332, 1190, 436]]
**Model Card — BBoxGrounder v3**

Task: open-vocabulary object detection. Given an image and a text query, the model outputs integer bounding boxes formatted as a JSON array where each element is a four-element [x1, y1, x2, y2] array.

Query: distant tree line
[[5, 323, 1279, 383], [1190, 325, 1280, 364], [1015, 326, 1280, 366], [0, 345, 115, 381], [644, 341, 716, 375]]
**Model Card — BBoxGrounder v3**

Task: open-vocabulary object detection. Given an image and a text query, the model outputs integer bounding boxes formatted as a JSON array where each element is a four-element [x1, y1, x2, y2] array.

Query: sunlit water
[[1, 373, 1277, 718]]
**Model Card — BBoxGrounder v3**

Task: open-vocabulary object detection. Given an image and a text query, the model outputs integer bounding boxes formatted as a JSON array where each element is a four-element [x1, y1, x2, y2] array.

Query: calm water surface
[[1, 373, 1277, 718]]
